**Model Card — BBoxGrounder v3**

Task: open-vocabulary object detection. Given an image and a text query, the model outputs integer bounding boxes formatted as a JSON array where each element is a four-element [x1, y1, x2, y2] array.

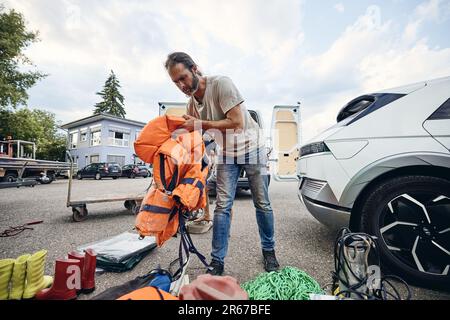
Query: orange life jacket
[[134, 115, 208, 247]]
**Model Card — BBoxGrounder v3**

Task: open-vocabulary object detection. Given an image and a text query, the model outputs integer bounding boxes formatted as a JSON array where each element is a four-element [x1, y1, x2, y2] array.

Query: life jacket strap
[[159, 153, 179, 194], [141, 204, 171, 214], [172, 208, 210, 280], [179, 178, 204, 193]]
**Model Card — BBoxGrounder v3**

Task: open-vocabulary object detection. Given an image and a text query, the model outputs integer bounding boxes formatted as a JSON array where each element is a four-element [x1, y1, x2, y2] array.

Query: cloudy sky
[[4, 0, 450, 142]]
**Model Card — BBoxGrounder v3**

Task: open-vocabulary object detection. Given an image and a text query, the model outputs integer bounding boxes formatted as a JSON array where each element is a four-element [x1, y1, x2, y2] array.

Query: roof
[[60, 113, 147, 130]]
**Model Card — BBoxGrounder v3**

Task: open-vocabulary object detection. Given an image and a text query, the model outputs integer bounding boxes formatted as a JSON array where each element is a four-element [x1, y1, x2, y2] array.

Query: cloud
[[358, 0, 450, 92], [334, 3, 345, 13], [298, 5, 389, 97], [359, 41, 450, 92], [295, 2, 450, 142], [403, 0, 450, 43], [3, 0, 306, 126], [2, 0, 449, 146], [415, 0, 441, 21]]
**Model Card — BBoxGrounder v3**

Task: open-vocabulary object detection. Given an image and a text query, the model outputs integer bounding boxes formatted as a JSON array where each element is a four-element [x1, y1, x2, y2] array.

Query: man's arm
[[181, 104, 244, 132]]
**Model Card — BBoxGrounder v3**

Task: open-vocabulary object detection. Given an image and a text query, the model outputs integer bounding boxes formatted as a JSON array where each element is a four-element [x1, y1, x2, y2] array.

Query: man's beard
[[185, 71, 200, 96]]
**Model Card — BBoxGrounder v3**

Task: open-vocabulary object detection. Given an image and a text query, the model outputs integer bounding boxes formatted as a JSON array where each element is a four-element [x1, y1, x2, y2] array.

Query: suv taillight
[[299, 142, 330, 157]]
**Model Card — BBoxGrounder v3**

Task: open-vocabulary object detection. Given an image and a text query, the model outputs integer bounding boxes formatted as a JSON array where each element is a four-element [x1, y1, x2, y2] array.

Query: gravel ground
[[0, 177, 449, 300]]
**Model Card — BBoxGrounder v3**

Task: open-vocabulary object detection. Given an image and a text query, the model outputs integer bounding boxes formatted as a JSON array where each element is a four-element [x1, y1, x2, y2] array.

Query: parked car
[[76, 162, 122, 180], [121, 164, 151, 178], [296, 76, 450, 289]]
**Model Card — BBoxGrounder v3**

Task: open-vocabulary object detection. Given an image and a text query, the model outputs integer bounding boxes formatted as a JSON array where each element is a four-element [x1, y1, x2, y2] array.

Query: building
[[61, 113, 147, 168]]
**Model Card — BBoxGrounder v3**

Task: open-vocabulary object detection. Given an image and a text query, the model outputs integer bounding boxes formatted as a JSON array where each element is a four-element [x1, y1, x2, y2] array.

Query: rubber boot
[[67, 251, 84, 295], [0, 259, 15, 300], [81, 249, 96, 294], [35, 259, 80, 300], [22, 250, 53, 299], [9, 254, 31, 300]]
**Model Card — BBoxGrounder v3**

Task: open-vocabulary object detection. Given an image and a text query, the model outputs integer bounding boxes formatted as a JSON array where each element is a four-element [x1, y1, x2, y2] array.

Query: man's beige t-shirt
[[186, 75, 264, 157]]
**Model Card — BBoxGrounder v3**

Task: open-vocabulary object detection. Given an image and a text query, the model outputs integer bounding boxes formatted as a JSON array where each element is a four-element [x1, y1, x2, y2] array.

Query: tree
[[0, 108, 67, 161], [93, 70, 126, 118], [0, 6, 46, 109]]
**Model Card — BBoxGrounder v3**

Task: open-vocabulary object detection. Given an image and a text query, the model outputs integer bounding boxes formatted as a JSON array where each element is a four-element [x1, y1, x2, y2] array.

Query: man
[[165, 52, 279, 275]]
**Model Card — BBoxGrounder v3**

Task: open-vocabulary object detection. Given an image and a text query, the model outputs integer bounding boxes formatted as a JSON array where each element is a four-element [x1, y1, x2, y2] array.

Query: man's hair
[[165, 52, 201, 75]]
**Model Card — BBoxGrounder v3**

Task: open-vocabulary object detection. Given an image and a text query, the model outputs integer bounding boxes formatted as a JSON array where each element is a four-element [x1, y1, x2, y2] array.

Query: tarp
[[77, 232, 157, 272]]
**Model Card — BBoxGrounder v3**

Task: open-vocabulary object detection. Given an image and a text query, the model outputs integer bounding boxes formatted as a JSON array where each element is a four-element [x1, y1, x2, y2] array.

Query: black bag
[[91, 271, 158, 300]]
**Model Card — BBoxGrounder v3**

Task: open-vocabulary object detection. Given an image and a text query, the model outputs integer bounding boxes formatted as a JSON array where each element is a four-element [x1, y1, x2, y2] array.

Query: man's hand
[[180, 104, 244, 132], [181, 114, 201, 132]]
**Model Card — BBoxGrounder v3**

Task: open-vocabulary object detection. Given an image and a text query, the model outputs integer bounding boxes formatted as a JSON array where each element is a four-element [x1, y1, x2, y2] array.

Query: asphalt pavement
[[0, 177, 449, 300]]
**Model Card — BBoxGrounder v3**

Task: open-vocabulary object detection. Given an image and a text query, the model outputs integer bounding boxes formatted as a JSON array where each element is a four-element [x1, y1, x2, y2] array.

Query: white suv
[[297, 77, 450, 289]]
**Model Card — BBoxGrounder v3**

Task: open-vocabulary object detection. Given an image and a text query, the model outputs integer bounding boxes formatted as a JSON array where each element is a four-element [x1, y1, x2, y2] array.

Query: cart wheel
[[124, 200, 140, 215], [132, 202, 141, 215], [72, 206, 88, 222], [124, 200, 132, 210]]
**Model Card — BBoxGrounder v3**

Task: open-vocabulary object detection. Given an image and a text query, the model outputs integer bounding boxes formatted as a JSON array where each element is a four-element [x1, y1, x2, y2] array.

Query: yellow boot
[[9, 254, 31, 300], [22, 250, 53, 299], [0, 259, 15, 300]]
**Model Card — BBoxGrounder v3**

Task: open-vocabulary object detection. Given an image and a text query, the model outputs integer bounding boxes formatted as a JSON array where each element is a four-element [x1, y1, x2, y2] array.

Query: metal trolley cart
[[66, 152, 145, 222]]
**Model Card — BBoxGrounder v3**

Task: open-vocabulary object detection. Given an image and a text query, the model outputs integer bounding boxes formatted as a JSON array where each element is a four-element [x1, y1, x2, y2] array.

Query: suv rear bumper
[[298, 178, 350, 229], [301, 195, 350, 229]]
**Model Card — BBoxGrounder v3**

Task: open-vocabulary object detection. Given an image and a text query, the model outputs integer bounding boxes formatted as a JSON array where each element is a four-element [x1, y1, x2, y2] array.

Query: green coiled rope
[[241, 266, 324, 300]]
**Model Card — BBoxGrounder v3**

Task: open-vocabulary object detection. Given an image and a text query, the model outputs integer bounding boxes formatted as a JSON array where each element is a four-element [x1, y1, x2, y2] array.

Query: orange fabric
[[134, 188, 176, 238], [134, 115, 208, 246], [134, 115, 185, 163], [117, 287, 178, 300]]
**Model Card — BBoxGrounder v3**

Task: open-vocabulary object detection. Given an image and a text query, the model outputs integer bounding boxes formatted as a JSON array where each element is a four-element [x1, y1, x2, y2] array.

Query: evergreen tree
[[93, 70, 126, 118]]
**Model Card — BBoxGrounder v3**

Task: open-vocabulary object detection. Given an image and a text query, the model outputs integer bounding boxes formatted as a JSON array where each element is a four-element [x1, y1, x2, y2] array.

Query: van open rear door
[[270, 105, 301, 182], [159, 102, 186, 116]]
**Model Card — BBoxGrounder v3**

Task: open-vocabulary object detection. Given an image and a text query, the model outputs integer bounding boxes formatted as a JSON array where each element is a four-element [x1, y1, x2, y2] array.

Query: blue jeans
[[211, 148, 275, 264]]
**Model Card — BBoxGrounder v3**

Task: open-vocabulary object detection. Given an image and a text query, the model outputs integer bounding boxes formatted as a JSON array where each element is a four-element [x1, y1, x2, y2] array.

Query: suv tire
[[360, 175, 450, 290]]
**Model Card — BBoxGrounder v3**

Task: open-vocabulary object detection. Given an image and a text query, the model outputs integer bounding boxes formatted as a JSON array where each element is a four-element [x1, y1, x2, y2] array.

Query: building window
[[70, 132, 78, 149], [90, 131, 101, 146], [80, 132, 88, 142], [107, 155, 126, 166], [135, 130, 141, 140], [108, 131, 129, 147], [90, 155, 99, 163]]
